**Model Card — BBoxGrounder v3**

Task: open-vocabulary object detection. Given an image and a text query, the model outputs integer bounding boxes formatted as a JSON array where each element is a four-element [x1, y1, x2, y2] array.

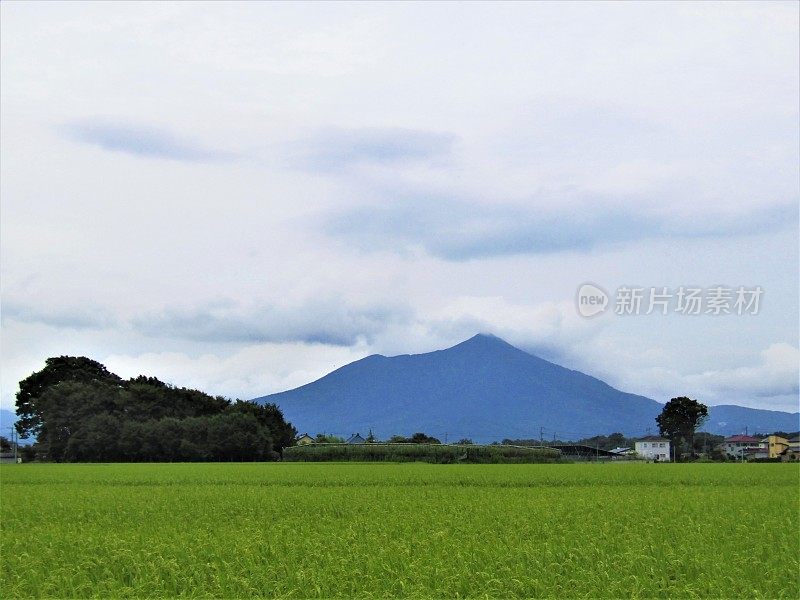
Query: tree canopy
[[656, 396, 708, 461], [387, 433, 441, 444], [14, 357, 296, 462], [15, 356, 122, 441]]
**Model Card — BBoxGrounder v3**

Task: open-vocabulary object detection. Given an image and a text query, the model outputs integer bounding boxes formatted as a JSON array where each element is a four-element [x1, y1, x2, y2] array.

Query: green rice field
[[1, 463, 798, 598]]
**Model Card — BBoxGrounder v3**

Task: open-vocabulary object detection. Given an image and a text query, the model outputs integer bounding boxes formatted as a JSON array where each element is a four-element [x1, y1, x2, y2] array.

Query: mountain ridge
[[254, 334, 798, 441]]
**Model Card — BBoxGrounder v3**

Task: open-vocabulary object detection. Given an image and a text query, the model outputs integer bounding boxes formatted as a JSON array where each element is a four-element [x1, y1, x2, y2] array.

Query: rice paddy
[[1, 462, 798, 598]]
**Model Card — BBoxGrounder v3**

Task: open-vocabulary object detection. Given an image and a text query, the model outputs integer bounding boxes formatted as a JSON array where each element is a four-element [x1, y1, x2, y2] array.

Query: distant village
[[609, 433, 799, 462], [290, 431, 800, 463]]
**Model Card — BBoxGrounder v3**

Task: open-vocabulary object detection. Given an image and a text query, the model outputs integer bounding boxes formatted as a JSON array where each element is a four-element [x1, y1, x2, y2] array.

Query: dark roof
[[637, 436, 669, 442], [346, 433, 366, 444], [548, 445, 618, 457], [724, 435, 761, 443]]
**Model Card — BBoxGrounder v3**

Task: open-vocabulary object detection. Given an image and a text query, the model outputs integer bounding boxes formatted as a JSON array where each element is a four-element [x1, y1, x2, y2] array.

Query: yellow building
[[760, 435, 789, 459]]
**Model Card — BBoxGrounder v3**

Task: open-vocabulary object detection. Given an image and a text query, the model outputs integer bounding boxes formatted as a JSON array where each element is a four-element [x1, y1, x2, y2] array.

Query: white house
[[722, 435, 762, 459], [634, 436, 671, 461]]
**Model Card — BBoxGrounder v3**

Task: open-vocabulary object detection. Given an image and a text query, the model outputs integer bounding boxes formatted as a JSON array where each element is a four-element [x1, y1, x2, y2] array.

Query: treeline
[[313, 432, 446, 444], [284, 443, 562, 464], [386, 432, 442, 444], [15, 357, 296, 462], [503, 432, 633, 450]]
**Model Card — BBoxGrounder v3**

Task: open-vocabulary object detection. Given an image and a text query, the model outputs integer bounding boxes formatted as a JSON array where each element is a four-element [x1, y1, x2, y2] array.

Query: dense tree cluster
[[387, 432, 442, 444], [15, 357, 296, 462], [314, 434, 346, 444]]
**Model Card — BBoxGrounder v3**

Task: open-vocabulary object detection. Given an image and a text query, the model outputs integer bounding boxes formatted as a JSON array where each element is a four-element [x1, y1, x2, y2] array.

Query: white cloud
[[1, 2, 797, 415], [103, 342, 371, 401], [685, 343, 800, 401]]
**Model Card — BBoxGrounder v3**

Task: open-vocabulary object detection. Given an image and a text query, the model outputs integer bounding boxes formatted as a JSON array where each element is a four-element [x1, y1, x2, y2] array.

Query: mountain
[[0, 409, 18, 430], [254, 334, 798, 441], [0, 408, 34, 446], [703, 405, 799, 437]]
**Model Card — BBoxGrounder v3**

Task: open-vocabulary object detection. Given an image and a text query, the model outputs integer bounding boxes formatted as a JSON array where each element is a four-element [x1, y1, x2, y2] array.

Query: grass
[[1, 462, 798, 598]]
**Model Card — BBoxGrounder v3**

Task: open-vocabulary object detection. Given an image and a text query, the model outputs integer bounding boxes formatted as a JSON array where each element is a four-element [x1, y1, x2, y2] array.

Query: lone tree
[[656, 396, 708, 461]]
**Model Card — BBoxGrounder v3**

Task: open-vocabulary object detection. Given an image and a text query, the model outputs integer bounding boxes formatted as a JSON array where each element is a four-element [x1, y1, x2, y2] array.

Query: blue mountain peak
[[254, 335, 799, 441], [451, 333, 520, 353]]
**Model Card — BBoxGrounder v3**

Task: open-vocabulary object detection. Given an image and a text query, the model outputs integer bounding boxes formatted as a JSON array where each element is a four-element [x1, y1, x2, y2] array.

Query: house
[[760, 435, 789, 459], [779, 446, 799, 462], [788, 435, 800, 452], [634, 436, 671, 461], [295, 433, 314, 446], [743, 446, 769, 460], [723, 435, 762, 459], [346, 433, 366, 444]]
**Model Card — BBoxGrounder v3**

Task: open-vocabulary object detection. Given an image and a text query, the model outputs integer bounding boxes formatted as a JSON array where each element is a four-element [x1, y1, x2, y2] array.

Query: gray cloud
[[61, 120, 232, 162], [1, 297, 413, 348], [294, 127, 456, 170], [131, 299, 413, 346], [323, 198, 797, 260], [1, 302, 115, 330]]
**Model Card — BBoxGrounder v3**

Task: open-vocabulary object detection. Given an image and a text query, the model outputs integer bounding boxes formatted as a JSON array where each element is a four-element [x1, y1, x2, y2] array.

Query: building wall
[[724, 441, 762, 458], [781, 449, 799, 462], [762, 436, 789, 459], [634, 441, 670, 461]]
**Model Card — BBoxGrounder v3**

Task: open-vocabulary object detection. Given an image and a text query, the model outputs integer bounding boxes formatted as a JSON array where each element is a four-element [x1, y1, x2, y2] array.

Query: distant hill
[[0, 408, 33, 445], [703, 405, 799, 437], [0, 408, 18, 430], [254, 334, 799, 441]]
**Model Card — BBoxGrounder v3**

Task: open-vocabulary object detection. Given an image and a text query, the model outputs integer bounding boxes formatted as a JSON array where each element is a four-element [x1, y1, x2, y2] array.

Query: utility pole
[[539, 427, 544, 446], [7, 426, 17, 463]]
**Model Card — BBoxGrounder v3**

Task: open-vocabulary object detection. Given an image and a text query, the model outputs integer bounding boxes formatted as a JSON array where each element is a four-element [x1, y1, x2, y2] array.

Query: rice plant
[[1, 463, 797, 598]]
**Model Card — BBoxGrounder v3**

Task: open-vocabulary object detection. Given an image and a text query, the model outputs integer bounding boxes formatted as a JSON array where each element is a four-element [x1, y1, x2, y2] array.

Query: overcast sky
[[1, 2, 798, 414]]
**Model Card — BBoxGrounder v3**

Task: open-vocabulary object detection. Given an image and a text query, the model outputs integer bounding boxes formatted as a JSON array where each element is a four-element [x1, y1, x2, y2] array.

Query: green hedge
[[283, 443, 562, 463]]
